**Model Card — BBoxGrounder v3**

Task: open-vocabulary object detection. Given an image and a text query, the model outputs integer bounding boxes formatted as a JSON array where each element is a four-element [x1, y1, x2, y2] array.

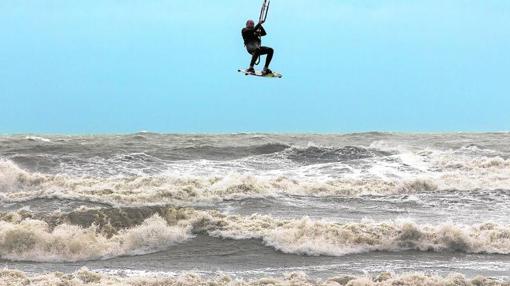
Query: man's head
[[246, 20, 255, 28]]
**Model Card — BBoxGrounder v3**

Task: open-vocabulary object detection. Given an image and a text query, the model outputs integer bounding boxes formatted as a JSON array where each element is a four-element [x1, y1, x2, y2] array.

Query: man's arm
[[258, 25, 267, 37], [254, 23, 267, 37]]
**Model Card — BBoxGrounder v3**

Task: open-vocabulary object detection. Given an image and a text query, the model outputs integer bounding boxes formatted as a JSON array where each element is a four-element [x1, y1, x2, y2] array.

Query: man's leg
[[259, 46, 274, 69], [249, 49, 261, 68]]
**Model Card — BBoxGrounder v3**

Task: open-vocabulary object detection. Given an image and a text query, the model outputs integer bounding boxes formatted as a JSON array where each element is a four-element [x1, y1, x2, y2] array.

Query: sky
[[0, 0, 509, 134]]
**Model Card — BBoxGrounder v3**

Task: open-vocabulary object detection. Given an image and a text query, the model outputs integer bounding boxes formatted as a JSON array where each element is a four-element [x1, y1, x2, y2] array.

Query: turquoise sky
[[1, 0, 509, 133]]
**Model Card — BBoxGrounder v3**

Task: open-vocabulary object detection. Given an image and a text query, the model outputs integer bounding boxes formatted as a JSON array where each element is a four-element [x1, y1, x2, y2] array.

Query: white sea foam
[[2, 153, 510, 208], [0, 214, 191, 262], [0, 207, 509, 262], [24, 136, 51, 143], [0, 268, 507, 286], [2, 136, 510, 207], [190, 211, 510, 257]]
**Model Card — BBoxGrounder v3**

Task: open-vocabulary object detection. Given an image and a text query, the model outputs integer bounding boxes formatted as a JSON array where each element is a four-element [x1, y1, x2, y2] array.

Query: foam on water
[[187, 210, 510, 257], [0, 268, 508, 286], [0, 214, 191, 262], [2, 153, 509, 208], [24, 136, 52, 143], [0, 208, 509, 262]]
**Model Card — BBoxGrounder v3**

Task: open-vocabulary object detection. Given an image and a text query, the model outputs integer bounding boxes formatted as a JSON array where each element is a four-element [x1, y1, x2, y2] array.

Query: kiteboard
[[238, 69, 283, 78]]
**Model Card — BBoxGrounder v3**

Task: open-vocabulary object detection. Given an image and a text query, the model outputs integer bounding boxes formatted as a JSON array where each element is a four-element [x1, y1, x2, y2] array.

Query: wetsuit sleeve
[[253, 23, 267, 37], [258, 25, 267, 37]]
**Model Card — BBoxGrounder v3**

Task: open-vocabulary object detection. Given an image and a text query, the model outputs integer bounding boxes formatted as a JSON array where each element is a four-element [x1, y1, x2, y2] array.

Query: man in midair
[[242, 19, 274, 75]]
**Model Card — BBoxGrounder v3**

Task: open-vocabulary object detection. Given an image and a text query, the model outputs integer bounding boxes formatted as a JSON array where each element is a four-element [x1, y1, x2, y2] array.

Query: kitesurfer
[[242, 19, 274, 75]]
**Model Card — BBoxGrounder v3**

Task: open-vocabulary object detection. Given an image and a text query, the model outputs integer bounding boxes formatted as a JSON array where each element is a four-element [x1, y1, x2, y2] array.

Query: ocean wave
[[282, 145, 392, 165], [2, 145, 510, 208], [24, 136, 52, 143], [0, 214, 191, 262], [173, 143, 291, 160], [1, 207, 509, 262], [435, 154, 510, 171], [0, 268, 508, 286], [0, 159, 441, 206], [189, 210, 510, 257]]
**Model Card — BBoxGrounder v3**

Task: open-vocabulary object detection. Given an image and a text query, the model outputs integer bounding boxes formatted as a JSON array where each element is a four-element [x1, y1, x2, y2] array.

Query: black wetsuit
[[241, 23, 274, 68]]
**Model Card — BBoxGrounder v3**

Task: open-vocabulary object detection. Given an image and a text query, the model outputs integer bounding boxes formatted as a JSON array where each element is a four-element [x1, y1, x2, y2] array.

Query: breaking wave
[[0, 159, 442, 207], [188, 210, 510, 257], [1, 207, 509, 262], [0, 267, 508, 286], [0, 213, 191, 262], [24, 136, 52, 143], [4, 155, 510, 207]]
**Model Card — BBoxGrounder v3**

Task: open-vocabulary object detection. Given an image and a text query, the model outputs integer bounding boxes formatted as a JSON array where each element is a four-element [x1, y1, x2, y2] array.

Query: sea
[[0, 133, 509, 285]]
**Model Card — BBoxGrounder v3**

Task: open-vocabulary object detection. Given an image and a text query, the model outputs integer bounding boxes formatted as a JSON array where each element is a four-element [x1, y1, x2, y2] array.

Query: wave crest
[[0, 214, 191, 262], [1, 207, 510, 262], [284, 145, 390, 164], [195, 212, 510, 256], [0, 160, 444, 207], [1, 155, 510, 208]]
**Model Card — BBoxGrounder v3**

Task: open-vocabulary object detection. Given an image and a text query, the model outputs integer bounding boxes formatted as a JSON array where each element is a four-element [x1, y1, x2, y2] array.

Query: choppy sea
[[1, 133, 509, 285]]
